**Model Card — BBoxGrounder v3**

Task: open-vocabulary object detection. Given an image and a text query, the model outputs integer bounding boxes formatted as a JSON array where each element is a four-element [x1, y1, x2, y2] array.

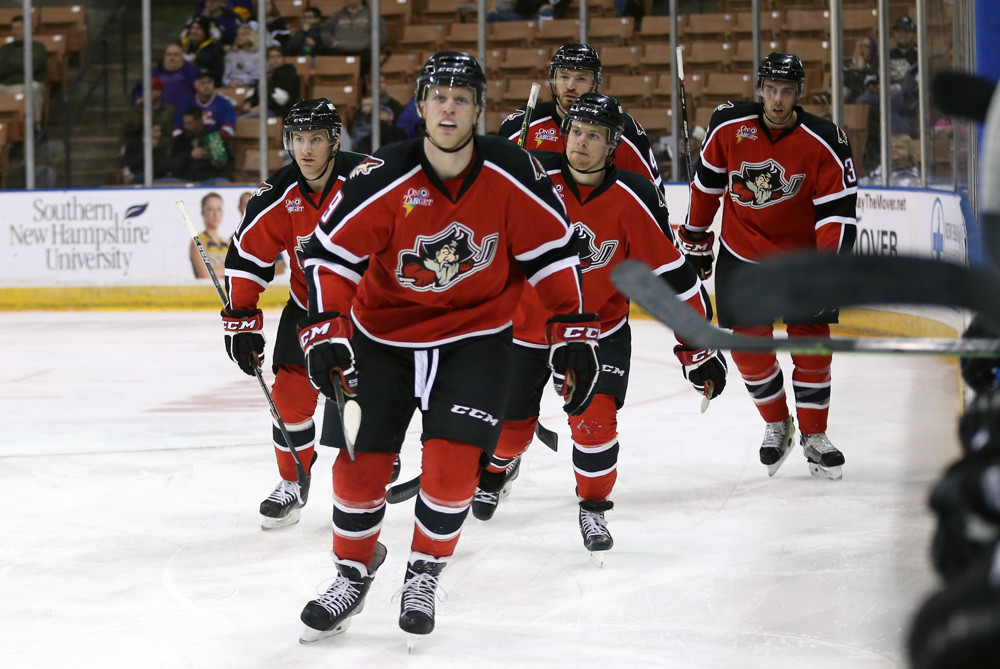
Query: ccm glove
[[677, 227, 715, 280], [545, 313, 601, 416], [298, 312, 358, 400], [961, 315, 1000, 393], [221, 308, 265, 376], [674, 345, 727, 398]]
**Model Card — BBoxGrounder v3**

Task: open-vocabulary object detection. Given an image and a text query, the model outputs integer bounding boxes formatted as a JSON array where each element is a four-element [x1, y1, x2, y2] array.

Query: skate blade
[[588, 550, 608, 568], [808, 462, 843, 481], [261, 507, 301, 530], [298, 618, 352, 644], [764, 446, 794, 477], [406, 633, 421, 653]]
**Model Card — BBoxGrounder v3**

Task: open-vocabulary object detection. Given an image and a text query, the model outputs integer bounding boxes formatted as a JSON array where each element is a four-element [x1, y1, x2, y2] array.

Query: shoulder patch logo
[[254, 182, 272, 197], [573, 222, 618, 273], [729, 160, 805, 209], [350, 156, 385, 178], [529, 154, 547, 181], [397, 222, 499, 291], [505, 110, 525, 123]]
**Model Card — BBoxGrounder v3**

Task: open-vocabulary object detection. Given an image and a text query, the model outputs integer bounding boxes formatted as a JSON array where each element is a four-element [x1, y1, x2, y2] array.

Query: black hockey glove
[[298, 312, 358, 400], [961, 315, 1000, 393], [959, 389, 1000, 456], [677, 226, 715, 280], [674, 345, 727, 399], [545, 313, 601, 416], [221, 308, 265, 376]]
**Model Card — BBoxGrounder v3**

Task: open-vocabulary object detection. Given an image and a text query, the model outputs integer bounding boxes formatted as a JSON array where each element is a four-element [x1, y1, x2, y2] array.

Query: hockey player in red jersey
[[679, 53, 858, 480], [220, 99, 367, 529], [497, 43, 661, 187], [294, 52, 600, 642], [473, 93, 727, 562]]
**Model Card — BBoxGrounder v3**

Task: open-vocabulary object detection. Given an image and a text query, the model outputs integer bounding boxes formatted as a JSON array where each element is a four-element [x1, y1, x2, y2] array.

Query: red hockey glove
[[677, 226, 716, 280], [221, 308, 265, 376], [545, 313, 601, 416], [674, 345, 727, 399], [298, 312, 358, 400]]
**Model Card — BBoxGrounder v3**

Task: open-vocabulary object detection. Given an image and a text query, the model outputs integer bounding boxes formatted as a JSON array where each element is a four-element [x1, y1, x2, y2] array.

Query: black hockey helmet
[[560, 92, 624, 146], [549, 43, 603, 87], [282, 98, 342, 152], [415, 51, 487, 108], [755, 52, 806, 96]]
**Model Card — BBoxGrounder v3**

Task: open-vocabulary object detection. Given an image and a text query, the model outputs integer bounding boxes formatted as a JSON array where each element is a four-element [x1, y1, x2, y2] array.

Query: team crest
[[573, 222, 617, 272], [729, 160, 805, 208], [505, 110, 525, 123], [528, 154, 547, 181], [254, 182, 272, 197], [397, 223, 498, 291], [292, 233, 312, 270], [350, 156, 385, 178]]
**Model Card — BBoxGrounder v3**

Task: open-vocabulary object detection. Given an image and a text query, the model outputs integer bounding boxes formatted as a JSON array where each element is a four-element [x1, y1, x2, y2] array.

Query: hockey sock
[[569, 394, 619, 501], [271, 365, 321, 479], [490, 417, 538, 472], [332, 450, 397, 567], [732, 325, 790, 424], [789, 324, 832, 434], [411, 438, 481, 558]]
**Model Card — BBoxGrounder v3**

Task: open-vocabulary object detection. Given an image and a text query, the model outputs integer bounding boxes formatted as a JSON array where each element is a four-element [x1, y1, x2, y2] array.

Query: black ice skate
[[579, 500, 614, 566], [471, 455, 521, 521], [259, 453, 317, 530], [759, 416, 795, 477], [800, 432, 845, 480], [397, 552, 448, 647], [299, 542, 388, 644]]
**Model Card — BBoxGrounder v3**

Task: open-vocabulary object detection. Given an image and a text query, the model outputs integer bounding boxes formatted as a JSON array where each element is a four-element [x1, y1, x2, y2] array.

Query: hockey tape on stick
[[386, 474, 421, 504], [176, 200, 310, 490], [517, 82, 542, 148], [612, 259, 1000, 357], [330, 382, 361, 460], [676, 46, 694, 185]]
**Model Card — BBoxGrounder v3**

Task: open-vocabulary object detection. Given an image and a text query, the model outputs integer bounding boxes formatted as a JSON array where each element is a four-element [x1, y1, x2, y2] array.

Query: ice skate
[[759, 416, 795, 477], [396, 553, 447, 647], [259, 478, 308, 530], [299, 542, 387, 644], [579, 500, 614, 566], [801, 432, 845, 480], [471, 455, 521, 521]]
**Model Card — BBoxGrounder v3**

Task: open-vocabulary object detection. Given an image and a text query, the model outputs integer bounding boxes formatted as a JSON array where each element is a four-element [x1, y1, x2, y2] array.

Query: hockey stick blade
[[330, 383, 361, 460], [386, 475, 421, 504], [535, 422, 559, 451], [612, 260, 1000, 357], [723, 253, 1000, 332]]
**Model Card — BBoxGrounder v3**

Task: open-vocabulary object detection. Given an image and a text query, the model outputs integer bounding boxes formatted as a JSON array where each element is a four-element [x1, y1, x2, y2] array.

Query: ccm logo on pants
[[451, 404, 499, 427]]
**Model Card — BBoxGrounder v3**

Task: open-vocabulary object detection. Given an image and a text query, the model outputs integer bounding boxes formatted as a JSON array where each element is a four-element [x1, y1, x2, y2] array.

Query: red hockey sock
[[411, 438, 481, 558]]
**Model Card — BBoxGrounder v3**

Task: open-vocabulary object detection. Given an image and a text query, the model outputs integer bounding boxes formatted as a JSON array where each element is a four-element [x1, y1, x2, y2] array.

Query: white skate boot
[[801, 432, 845, 480]]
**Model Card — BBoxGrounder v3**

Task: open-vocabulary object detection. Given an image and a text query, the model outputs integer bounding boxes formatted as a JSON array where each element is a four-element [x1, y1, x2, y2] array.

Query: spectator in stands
[[286, 6, 325, 57], [844, 35, 878, 103], [0, 15, 47, 135], [165, 106, 234, 185], [483, 0, 554, 21], [240, 45, 301, 118], [189, 191, 229, 278], [173, 68, 237, 138], [319, 0, 386, 70], [223, 24, 261, 87], [395, 96, 423, 138], [888, 16, 919, 137], [196, 0, 244, 46], [347, 96, 407, 153], [859, 133, 921, 188], [263, 0, 291, 51], [118, 123, 170, 184], [196, 0, 254, 22], [119, 77, 175, 180], [135, 42, 198, 112], [181, 15, 226, 84]]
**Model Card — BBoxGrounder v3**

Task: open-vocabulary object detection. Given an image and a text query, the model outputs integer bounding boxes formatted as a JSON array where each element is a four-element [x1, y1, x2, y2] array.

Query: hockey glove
[[298, 312, 359, 400], [674, 345, 727, 398], [961, 315, 1000, 393], [677, 227, 715, 280], [221, 308, 266, 376], [546, 313, 601, 416]]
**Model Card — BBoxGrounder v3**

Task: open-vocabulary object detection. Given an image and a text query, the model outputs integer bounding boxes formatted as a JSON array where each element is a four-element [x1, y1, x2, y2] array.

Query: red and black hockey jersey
[[302, 135, 585, 347], [225, 151, 367, 311], [514, 151, 711, 347], [687, 101, 858, 261], [498, 100, 662, 187]]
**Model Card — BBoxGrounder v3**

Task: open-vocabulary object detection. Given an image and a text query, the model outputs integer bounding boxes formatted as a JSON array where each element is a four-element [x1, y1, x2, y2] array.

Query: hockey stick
[[721, 253, 1000, 332], [176, 200, 308, 493], [612, 259, 1000, 357], [535, 422, 558, 451], [676, 46, 694, 185], [517, 82, 542, 148]]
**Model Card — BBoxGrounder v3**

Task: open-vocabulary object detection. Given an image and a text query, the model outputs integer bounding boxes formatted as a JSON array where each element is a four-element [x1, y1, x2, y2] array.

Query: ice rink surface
[[1, 310, 963, 668]]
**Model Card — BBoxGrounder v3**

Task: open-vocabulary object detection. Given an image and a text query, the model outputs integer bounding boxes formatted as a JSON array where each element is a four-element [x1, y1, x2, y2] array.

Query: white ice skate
[[801, 432, 845, 480]]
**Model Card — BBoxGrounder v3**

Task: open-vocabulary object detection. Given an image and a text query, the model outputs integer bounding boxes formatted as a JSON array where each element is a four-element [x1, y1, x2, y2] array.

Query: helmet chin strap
[[426, 130, 475, 154], [302, 150, 336, 182]]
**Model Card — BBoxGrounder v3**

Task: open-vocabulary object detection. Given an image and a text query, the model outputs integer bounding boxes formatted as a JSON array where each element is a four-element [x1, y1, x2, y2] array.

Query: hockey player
[[472, 93, 727, 562], [497, 43, 661, 187], [221, 98, 366, 529], [678, 53, 858, 480], [295, 52, 599, 642]]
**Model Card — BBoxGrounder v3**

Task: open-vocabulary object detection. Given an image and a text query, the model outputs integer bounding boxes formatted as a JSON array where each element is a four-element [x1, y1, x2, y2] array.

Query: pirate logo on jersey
[[729, 160, 805, 208], [573, 222, 617, 273], [398, 223, 499, 291]]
